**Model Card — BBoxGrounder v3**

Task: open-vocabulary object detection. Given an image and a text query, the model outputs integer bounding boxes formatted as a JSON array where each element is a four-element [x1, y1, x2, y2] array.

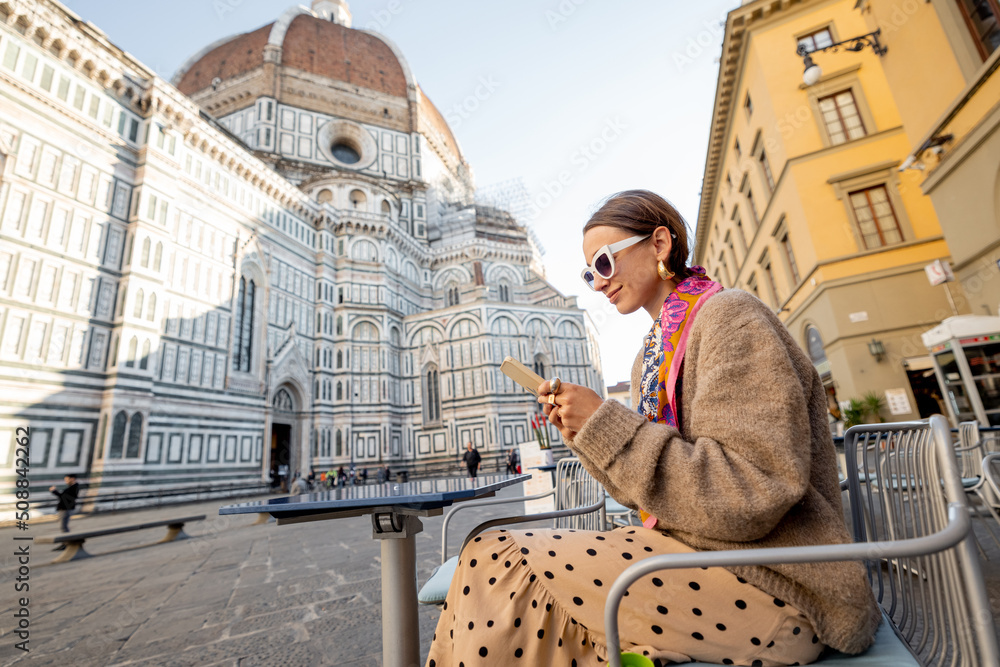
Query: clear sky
[[60, 0, 740, 387]]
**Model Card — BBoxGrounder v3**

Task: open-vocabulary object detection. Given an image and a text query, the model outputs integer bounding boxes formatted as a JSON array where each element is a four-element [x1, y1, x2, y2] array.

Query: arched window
[[109, 410, 127, 458], [139, 339, 150, 370], [146, 293, 156, 321], [498, 282, 510, 302], [336, 315, 343, 335], [349, 189, 367, 209], [337, 350, 343, 368], [336, 382, 343, 401], [126, 413, 143, 458], [140, 238, 150, 267], [534, 354, 547, 380], [423, 363, 441, 423], [133, 289, 144, 318], [125, 336, 138, 367], [232, 277, 256, 372], [153, 242, 163, 271], [381, 199, 391, 215], [351, 239, 378, 262], [804, 325, 830, 380], [336, 429, 342, 457]]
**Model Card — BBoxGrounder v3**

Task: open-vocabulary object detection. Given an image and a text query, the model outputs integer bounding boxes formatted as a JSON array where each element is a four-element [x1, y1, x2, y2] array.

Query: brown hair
[[583, 190, 691, 278]]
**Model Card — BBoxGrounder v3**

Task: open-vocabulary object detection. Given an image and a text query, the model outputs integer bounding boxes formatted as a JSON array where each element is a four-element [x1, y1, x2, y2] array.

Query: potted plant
[[862, 391, 885, 423]]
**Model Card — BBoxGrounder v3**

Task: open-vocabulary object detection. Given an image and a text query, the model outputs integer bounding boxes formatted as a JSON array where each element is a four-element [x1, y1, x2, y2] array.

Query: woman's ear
[[651, 226, 673, 262]]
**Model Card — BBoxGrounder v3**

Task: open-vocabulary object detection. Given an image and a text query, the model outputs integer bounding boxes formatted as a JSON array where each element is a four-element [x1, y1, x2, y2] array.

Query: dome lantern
[[311, 0, 351, 27]]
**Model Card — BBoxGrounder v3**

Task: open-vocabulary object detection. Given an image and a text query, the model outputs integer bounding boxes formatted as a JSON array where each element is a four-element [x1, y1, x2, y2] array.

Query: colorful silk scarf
[[637, 266, 722, 528]]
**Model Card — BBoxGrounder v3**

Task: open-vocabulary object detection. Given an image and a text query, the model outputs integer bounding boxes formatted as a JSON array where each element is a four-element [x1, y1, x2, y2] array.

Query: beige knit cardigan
[[569, 289, 880, 655]]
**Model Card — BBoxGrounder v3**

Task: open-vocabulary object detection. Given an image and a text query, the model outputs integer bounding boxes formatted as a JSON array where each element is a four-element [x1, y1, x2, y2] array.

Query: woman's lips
[[608, 287, 621, 304]]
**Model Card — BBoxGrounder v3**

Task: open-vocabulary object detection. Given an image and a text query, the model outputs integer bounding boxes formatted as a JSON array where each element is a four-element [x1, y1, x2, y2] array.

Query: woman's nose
[[592, 273, 610, 292]]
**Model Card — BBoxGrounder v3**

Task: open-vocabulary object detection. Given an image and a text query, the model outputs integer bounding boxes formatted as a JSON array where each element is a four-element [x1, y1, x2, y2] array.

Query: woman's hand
[[536, 380, 604, 442]]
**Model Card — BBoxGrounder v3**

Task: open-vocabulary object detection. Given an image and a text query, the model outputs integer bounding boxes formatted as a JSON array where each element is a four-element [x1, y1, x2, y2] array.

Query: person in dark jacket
[[462, 442, 481, 480], [506, 448, 520, 474], [49, 474, 79, 536]]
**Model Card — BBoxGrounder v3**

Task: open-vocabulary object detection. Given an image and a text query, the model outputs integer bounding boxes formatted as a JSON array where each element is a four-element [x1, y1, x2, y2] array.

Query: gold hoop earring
[[657, 260, 675, 281]]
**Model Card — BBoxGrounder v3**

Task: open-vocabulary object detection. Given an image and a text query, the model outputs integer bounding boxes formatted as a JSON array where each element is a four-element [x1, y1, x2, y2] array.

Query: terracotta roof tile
[[282, 15, 407, 98], [177, 23, 272, 96]]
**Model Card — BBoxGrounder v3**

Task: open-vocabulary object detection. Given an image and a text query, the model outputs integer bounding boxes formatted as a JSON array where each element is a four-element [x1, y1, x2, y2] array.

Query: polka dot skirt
[[425, 527, 825, 666]]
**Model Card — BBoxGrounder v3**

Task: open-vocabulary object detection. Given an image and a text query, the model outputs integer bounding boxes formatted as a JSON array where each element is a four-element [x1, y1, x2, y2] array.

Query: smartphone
[[500, 357, 546, 396]]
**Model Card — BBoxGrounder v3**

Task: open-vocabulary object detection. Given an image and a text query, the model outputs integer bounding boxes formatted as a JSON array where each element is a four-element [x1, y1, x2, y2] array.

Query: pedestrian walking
[[277, 463, 289, 493], [461, 442, 481, 480], [49, 474, 80, 546], [505, 447, 520, 474]]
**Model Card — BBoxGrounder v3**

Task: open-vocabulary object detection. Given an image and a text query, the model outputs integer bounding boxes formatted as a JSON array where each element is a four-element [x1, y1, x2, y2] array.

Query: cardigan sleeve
[[569, 293, 813, 543]]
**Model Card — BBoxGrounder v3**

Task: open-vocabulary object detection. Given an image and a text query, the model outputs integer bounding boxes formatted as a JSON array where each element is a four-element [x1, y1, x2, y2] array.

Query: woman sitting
[[425, 190, 879, 666]]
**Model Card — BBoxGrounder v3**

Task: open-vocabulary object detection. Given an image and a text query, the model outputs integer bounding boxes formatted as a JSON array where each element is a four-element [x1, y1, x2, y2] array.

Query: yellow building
[[859, 0, 1000, 425], [695, 0, 971, 425], [857, 0, 1000, 315]]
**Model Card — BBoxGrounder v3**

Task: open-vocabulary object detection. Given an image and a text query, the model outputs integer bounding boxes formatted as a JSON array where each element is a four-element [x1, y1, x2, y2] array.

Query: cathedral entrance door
[[271, 423, 292, 491], [269, 385, 298, 490]]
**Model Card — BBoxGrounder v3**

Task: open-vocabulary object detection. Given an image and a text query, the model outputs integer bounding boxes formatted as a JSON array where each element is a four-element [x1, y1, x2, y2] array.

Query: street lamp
[[868, 338, 887, 363], [797, 29, 888, 86]]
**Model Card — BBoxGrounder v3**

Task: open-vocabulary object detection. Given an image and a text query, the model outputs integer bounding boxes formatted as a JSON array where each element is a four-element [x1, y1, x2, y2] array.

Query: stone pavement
[[0, 483, 551, 667], [1, 483, 999, 667]]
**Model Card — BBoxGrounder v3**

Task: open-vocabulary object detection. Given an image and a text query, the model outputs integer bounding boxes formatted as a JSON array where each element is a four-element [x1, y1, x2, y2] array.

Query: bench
[[35, 514, 206, 564]]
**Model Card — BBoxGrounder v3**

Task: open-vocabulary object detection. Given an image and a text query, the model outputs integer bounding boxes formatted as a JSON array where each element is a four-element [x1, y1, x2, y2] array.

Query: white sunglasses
[[581, 234, 651, 290]]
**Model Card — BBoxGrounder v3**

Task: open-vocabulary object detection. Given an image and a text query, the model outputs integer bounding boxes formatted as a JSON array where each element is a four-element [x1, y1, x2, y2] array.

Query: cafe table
[[219, 473, 529, 667]]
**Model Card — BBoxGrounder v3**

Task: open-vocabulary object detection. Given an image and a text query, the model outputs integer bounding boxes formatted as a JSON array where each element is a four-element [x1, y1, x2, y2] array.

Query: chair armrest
[[459, 496, 607, 554], [603, 502, 971, 667], [441, 489, 556, 563]]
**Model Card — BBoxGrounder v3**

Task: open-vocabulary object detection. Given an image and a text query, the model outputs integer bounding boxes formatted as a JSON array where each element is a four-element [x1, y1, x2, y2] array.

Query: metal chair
[[955, 421, 1000, 549], [417, 456, 606, 605], [605, 494, 641, 528], [984, 452, 1000, 503], [604, 416, 999, 667]]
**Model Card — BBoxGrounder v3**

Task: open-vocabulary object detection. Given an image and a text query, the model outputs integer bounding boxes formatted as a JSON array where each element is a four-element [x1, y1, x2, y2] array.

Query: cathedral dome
[[174, 7, 406, 99], [171, 0, 466, 172]]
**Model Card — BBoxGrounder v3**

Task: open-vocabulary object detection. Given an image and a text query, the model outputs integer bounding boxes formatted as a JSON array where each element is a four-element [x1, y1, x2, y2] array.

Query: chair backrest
[[845, 416, 998, 666], [957, 420, 986, 479], [553, 457, 606, 531], [985, 453, 1000, 499]]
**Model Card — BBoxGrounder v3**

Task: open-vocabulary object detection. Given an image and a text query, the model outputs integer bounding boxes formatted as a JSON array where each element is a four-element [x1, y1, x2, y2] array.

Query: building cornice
[[696, 0, 826, 260], [2, 0, 321, 224]]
